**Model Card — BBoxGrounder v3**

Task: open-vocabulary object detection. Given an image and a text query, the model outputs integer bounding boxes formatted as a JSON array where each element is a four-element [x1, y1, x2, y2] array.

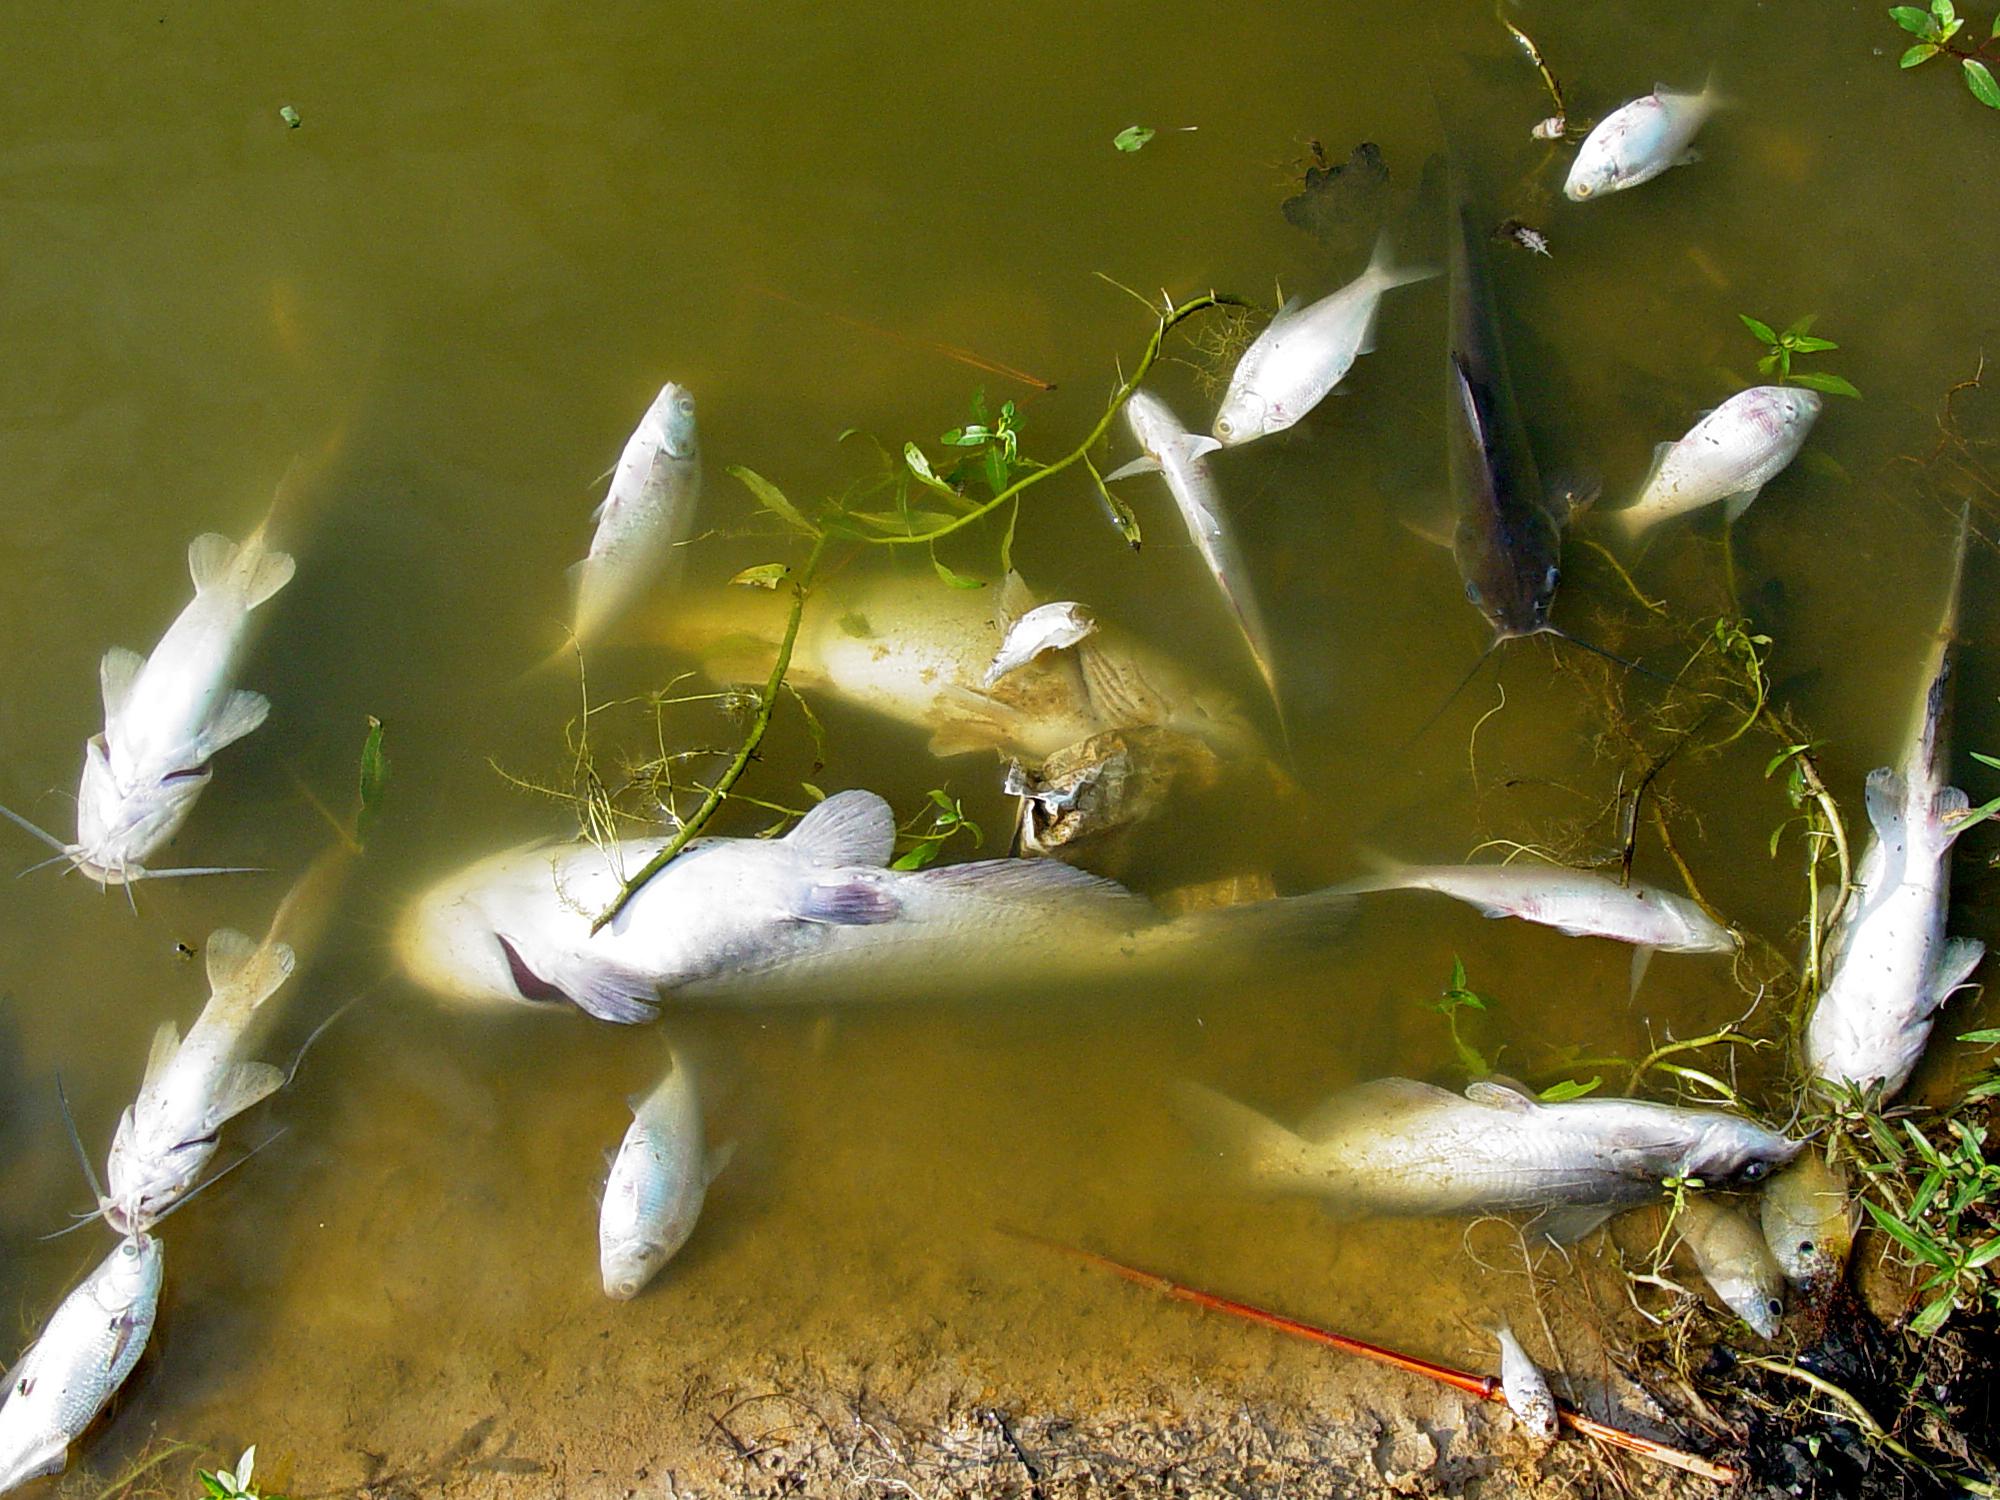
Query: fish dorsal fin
[[142, 1020, 182, 1091], [205, 928, 260, 993], [99, 647, 146, 722], [199, 1061, 286, 1131], [188, 533, 241, 592], [1465, 1079, 1538, 1113], [1863, 768, 1907, 841], [1266, 291, 1307, 334], [787, 789, 895, 868], [1720, 487, 1763, 524], [705, 1137, 738, 1188], [1100, 454, 1162, 484], [995, 571, 1039, 632]]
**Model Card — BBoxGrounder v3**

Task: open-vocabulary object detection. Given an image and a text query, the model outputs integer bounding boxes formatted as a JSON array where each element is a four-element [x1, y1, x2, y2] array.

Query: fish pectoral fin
[[786, 789, 896, 868], [4, 1436, 70, 1485], [1935, 785, 1976, 842], [796, 873, 901, 925], [99, 647, 147, 722], [1926, 937, 1985, 1015], [1720, 486, 1763, 524], [1464, 1079, 1539, 1113], [555, 961, 661, 1025], [705, 1138, 738, 1188], [1676, 146, 1704, 166], [1629, 945, 1656, 1003], [141, 1020, 182, 1092], [1100, 455, 1162, 484], [1180, 435, 1224, 462], [200, 1061, 287, 1129], [1170, 1081, 1313, 1187], [1863, 768, 1908, 841], [1396, 505, 1456, 550], [191, 690, 272, 761], [1532, 1203, 1621, 1246]]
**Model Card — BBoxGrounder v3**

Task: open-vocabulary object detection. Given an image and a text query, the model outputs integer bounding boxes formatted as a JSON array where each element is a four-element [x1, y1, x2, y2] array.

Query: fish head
[[71, 745, 211, 886], [1211, 390, 1270, 447], [1682, 1113, 1802, 1190], [396, 858, 561, 1011], [600, 1234, 669, 1300], [1456, 536, 1561, 642], [644, 382, 699, 460], [1744, 384, 1822, 435], [103, 1142, 207, 1236], [100, 1231, 163, 1303]]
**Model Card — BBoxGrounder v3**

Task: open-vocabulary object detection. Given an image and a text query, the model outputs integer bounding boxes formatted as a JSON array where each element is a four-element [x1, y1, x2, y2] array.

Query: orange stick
[[1009, 1230, 1738, 1487], [747, 284, 1056, 391]]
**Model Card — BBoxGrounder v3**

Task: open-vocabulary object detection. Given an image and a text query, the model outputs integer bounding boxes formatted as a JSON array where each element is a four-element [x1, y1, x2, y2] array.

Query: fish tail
[[1361, 227, 1441, 295], [1170, 1082, 1317, 1189]]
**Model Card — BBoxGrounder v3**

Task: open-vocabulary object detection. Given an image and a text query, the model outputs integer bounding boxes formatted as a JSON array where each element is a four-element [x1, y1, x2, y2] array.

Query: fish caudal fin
[[1170, 1082, 1316, 1189], [188, 530, 296, 609], [1361, 227, 1442, 296], [787, 789, 895, 868], [205, 926, 297, 1011]]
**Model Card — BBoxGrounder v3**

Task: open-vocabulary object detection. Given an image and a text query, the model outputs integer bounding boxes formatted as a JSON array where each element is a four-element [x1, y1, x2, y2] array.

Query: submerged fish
[[1211, 230, 1437, 447], [397, 790, 1349, 1021], [1175, 1075, 1799, 1220], [1109, 391, 1280, 706], [1805, 510, 1982, 1100], [1564, 81, 1719, 201], [1495, 1324, 1558, 1440], [1677, 1196, 1786, 1339], [634, 568, 1261, 762], [600, 1051, 729, 1300], [983, 601, 1097, 688], [1613, 387, 1820, 538], [104, 926, 296, 1233], [0, 1234, 163, 1492], [571, 383, 701, 648], [1758, 1153, 1854, 1288]]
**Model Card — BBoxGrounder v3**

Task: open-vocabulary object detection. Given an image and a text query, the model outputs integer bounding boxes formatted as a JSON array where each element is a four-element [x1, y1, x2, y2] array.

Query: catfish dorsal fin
[[1863, 768, 1907, 841], [1465, 1079, 1538, 1113], [787, 789, 896, 868], [99, 647, 146, 722]]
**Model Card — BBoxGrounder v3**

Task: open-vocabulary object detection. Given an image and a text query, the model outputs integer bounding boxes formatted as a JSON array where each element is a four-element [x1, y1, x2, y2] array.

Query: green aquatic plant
[[1427, 956, 1495, 1078], [197, 1447, 284, 1500], [1112, 125, 1155, 152], [355, 715, 389, 848], [1737, 313, 1861, 399], [1889, 1, 2000, 109], [891, 787, 984, 870]]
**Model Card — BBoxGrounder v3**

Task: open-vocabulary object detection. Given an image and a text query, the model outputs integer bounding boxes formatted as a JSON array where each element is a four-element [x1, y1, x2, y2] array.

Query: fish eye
[[1216, 417, 1234, 437], [1799, 1238, 1815, 1253], [1741, 1160, 1772, 1183], [1765, 1299, 1784, 1318]]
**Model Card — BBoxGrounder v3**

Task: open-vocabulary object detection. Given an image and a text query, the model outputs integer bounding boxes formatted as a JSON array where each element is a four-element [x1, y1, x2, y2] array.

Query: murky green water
[[3, 1, 1998, 1490]]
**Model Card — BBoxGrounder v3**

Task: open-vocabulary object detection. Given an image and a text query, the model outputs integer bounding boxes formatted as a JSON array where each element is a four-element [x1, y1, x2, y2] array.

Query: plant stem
[[1741, 1356, 1998, 1498]]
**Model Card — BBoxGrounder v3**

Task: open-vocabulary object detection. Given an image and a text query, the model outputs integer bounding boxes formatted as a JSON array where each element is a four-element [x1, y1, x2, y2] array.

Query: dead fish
[[1009, 727, 1231, 870], [571, 383, 700, 648], [1805, 509, 1982, 1100], [1758, 1154, 1855, 1288], [1212, 230, 1437, 447], [0, 1234, 163, 1492], [1495, 1324, 1558, 1439], [1564, 80, 1720, 201], [1677, 1196, 1786, 1339], [1175, 1076, 1800, 1220], [599, 1049, 730, 1300], [1612, 386, 1821, 538], [1110, 390, 1281, 709], [982, 601, 1097, 688]]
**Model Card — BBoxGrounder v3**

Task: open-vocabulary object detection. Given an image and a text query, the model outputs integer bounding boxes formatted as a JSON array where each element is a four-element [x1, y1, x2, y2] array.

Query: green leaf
[[1738, 313, 1778, 344], [1538, 1076, 1602, 1101], [1958, 1028, 2000, 1044], [1902, 41, 1942, 64], [1889, 3, 1935, 30], [729, 465, 816, 534], [930, 552, 985, 590], [279, 104, 302, 128], [1963, 57, 2000, 106], [1789, 335, 1839, 353], [1756, 353, 1780, 376], [1782, 313, 1817, 339], [890, 841, 939, 871], [1967, 1236, 2000, 1268], [356, 715, 389, 843], [730, 562, 791, 590], [1909, 1291, 1956, 1336], [1864, 1199, 1955, 1266], [1450, 955, 1468, 990], [1932, 0, 1955, 22], [1992, 6, 2000, 34], [928, 788, 958, 812], [1113, 125, 1155, 152], [1789, 371, 1863, 398]]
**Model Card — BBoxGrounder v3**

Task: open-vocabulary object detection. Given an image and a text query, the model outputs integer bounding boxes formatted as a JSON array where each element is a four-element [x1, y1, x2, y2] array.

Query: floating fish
[[1758, 1154, 1855, 1288], [1174, 1075, 1799, 1221], [104, 926, 296, 1233], [397, 790, 1350, 1021], [1564, 81, 1719, 201], [600, 1050, 730, 1300], [1109, 391, 1281, 707], [982, 601, 1097, 688], [1212, 230, 1437, 447], [1677, 1196, 1786, 1339], [1613, 387, 1820, 538], [1805, 509, 1982, 1100], [0, 1234, 163, 1492], [1495, 1324, 1558, 1440], [571, 383, 701, 648]]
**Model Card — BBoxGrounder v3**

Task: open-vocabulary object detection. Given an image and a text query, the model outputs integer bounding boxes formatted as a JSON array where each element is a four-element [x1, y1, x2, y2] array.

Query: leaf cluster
[[1889, 1, 2000, 108], [1737, 313, 1861, 398], [198, 1447, 283, 1500], [890, 788, 984, 870]]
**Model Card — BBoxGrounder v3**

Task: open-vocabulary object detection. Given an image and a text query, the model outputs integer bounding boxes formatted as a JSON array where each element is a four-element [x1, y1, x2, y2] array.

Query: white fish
[[104, 927, 296, 1233], [1211, 231, 1438, 446], [396, 789, 1350, 1021], [1564, 81, 1719, 201], [571, 382, 700, 648], [0, 1234, 163, 1492], [1758, 1154, 1855, 1288], [982, 602, 1097, 688], [1613, 387, 1820, 538], [1677, 1196, 1786, 1339], [599, 1051, 730, 1300], [1174, 1076, 1801, 1220], [1494, 1324, 1558, 1440], [1110, 391, 1280, 707], [1805, 510, 1981, 1100]]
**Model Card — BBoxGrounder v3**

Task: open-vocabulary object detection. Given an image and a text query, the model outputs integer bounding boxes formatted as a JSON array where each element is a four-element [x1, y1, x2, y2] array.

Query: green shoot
[[198, 1447, 284, 1500], [891, 788, 985, 871], [1737, 313, 1861, 398], [1427, 956, 1495, 1078], [1889, 1, 2000, 106]]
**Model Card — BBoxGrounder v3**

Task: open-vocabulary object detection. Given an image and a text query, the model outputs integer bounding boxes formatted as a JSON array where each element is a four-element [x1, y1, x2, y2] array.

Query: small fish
[[571, 383, 700, 648], [1564, 81, 1720, 201], [104, 926, 296, 1232], [1805, 510, 1982, 1099], [1677, 1196, 1786, 1339], [600, 1051, 730, 1300], [1495, 1324, 1558, 1440], [0, 1234, 163, 1492], [1530, 116, 1567, 141], [982, 602, 1097, 688], [1110, 391, 1280, 708], [1758, 1154, 1855, 1288], [1212, 230, 1437, 447], [1613, 387, 1820, 538], [1174, 1076, 1800, 1220]]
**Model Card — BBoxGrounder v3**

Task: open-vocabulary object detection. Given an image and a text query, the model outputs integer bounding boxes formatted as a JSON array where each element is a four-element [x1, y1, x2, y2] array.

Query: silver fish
[[1564, 81, 1719, 201], [982, 601, 1097, 688], [1495, 1324, 1558, 1440], [1175, 1076, 1800, 1219], [1111, 390, 1280, 707], [397, 790, 1350, 1021], [1758, 1154, 1855, 1288], [1677, 1196, 1786, 1339], [571, 382, 700, 647], [1805, 510, 1982, 1100], [1212, 230, 1437, 446], [1613, 386, 1820, 538], [0, 1234, 163, 1492], [599, 1050, 729, 1300]]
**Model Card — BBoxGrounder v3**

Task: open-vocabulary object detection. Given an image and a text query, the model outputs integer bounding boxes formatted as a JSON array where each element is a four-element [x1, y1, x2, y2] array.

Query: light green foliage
[[1427, 956, 1495, 1078], [1112, 125, 1155, 152], [355, 716, 388, 848], [198, 1447, 283, 1500], [891, 789, 984, 870], [1888, 1, 2000, 107], [278, 105, 300, 128], [938, 389, 1034, 500], [1737, 313, 1861, 398], [1538, 1075, 1603, 1101]]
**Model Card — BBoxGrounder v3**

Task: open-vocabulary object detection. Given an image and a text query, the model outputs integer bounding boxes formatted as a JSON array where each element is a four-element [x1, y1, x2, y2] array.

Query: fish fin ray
[[192, 690, 272, 760], [1465, 1079, 1539, 1113], [1629, 944, 1655, 1002], [1170, 1082, 1314, 1187], [200, 1061, 287, 1130], [1101, 455, 1161, 484], [187, 533, 240, 592], [786, 788, 896, 868], [203, 927, 261, 993], [99, 647, 146, 722], [1533, 1203, 1620, 1245], [239, 543, 296, 610], [1864, 768, 1907, 841], [705, 1138, 738, 1187], [1720, 486, 1763, 524], [1934, 785, 1973, 840], [795, 873, 901, 926], [1926, 937, 1985, 1014], [1180, 435, 1223, 462], [141, 1020, 182, 1092]]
